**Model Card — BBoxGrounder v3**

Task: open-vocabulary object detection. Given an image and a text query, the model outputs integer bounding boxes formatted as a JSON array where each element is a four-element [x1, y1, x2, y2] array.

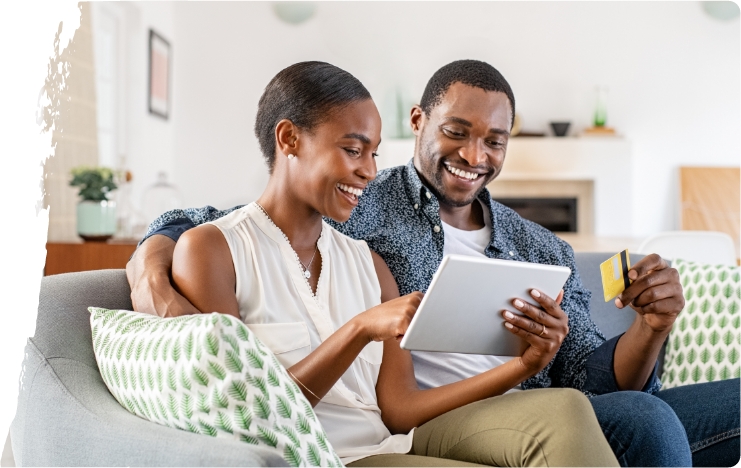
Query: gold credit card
[[600, 249, 631, 302]]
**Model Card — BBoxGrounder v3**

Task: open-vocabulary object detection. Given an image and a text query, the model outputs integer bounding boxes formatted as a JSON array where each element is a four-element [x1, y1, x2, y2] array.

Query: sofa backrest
[[574, 252, 643, 340], [34, 269, 132, 369]]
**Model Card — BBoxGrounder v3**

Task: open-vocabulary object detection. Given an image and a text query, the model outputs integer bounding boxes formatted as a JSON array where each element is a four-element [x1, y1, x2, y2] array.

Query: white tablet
[[399, 254, 571, 356]]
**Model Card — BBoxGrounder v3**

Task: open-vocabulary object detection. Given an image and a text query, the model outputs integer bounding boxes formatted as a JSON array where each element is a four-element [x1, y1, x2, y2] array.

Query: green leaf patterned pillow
[[661, 259, 740, 389], [89, 307, 343, 467]]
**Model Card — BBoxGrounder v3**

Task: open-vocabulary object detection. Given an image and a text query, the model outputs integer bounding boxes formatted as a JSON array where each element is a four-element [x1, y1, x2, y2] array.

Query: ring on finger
[[538, 323, 547, 337]]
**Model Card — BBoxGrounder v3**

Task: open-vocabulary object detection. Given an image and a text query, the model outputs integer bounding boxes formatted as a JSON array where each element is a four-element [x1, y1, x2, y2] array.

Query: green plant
[[70, 166, 117, 201]]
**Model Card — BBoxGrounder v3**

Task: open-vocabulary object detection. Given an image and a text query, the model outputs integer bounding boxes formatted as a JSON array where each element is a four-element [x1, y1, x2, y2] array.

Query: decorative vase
[[141, 172, 183, 227], [77, 200, 117, 242], [593, 86, 609, 127], [381, 87, 415, 139]]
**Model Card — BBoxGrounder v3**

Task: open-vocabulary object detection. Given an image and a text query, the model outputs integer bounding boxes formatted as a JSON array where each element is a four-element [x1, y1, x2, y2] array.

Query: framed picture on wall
[[148, 29, 170, 119]]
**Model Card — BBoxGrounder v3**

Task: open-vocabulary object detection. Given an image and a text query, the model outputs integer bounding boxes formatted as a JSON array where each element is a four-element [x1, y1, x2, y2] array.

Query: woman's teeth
[[337, 183, 363, 198], [444, 163, 479, 180]]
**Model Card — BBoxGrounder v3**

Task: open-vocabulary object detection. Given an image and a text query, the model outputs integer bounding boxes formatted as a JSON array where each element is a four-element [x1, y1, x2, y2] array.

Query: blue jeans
[[590, 379, 740, 467]]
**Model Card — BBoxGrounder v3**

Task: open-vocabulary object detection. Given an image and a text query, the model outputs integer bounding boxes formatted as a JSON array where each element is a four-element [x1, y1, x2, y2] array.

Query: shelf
[[45, 241, 138, 276]]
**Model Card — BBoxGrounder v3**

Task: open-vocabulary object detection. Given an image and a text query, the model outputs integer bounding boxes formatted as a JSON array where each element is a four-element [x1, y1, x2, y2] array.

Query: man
[[128, 60, 739, 466]]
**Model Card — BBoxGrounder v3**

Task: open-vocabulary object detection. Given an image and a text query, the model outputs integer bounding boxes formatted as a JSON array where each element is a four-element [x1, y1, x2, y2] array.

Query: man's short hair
[[420, 60, 515, 127]]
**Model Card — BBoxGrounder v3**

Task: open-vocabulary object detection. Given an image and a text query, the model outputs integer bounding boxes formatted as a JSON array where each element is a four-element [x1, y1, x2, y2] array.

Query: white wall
[[159, 2, 739, 236], [92, 2, 175, 229], [127, 2, 176, 223]]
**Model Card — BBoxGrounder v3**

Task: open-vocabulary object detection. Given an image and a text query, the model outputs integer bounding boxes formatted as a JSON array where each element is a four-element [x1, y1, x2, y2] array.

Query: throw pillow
[[661, 259, 740, 389], [89, 307, 342, 467]]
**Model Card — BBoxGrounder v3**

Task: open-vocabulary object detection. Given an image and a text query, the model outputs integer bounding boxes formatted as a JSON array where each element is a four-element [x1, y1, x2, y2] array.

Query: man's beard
[[428, 164, 486, 207], [418, 145, 492, 209]]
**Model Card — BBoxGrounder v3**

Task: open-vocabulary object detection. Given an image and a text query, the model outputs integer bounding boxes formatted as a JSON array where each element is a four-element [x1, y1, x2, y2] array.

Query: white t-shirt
[[412, 201, 521, 392], [209, 203, 414, 464]]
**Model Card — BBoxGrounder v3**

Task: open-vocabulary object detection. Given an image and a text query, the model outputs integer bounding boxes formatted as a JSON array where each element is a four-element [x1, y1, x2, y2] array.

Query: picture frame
[[148, 29, 170, 119]]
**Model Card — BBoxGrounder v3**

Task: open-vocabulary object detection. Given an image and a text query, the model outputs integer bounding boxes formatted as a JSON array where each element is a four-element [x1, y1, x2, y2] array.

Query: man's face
[[411, 83, 512, 208]]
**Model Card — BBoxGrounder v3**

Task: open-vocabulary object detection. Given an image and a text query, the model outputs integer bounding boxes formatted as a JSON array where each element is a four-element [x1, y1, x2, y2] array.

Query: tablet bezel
[[399, 254, 571, 356]]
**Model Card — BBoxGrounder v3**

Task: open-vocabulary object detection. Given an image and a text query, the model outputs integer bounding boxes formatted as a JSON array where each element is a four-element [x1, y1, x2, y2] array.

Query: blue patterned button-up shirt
[[142, 158, 660, 396]]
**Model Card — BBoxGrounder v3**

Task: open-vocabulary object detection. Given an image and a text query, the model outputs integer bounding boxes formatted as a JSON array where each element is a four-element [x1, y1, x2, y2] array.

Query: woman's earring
[[287, 154, 295, 160]]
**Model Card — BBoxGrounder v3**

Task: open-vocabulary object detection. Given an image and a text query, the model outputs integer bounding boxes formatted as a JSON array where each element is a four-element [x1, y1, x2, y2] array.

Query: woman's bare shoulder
[[176, 224, 229, 259], [172, 223, 239, 316]]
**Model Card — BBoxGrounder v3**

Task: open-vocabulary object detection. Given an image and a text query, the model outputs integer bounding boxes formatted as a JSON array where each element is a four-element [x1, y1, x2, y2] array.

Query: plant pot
[[550, 122, 571, 137], [77, 200, 117, 242]]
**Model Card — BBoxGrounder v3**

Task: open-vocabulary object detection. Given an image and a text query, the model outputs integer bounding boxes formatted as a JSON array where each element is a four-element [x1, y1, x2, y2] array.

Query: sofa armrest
[[12, 340, 286, 466], [13, 269, 287, 466]]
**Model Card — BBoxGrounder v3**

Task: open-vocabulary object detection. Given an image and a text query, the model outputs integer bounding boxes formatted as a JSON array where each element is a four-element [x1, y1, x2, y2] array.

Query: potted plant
[[70, 166, 118, 241]]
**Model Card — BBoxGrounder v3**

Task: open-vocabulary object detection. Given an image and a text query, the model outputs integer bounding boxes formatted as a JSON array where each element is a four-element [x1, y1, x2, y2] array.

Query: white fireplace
[[377, 137, 633, 237]]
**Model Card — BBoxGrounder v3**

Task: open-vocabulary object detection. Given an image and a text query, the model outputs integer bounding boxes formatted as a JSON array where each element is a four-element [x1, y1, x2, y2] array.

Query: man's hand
[[502, 289, 569, 375], [612, 253, 683, 390], [615, 253, 684, 333], [126, 235, 200, 318]]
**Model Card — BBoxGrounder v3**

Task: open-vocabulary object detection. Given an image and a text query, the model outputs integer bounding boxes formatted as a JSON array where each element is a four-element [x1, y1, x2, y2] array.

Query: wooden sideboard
[[45, 240, 139, 276]]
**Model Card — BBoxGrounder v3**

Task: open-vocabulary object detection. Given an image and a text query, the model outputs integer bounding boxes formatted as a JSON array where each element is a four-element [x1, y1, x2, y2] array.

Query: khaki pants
[[349, 388, 619, 467]]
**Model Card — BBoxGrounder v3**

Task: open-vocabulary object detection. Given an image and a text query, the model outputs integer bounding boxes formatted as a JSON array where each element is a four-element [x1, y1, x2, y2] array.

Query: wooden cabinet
[[45, 241, 139, 275]]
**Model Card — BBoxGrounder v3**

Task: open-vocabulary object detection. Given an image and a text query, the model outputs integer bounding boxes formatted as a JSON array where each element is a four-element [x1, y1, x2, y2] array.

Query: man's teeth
[[337, 183, 363, 198], [444, 163, 479, 180]]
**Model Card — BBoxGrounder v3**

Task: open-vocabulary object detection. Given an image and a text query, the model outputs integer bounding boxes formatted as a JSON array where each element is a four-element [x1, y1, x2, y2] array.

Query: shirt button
[[425, 191, 432, 199], [413, 203, 419, 210], [433, 225, 441, 233], [509, 251, 514, 256]]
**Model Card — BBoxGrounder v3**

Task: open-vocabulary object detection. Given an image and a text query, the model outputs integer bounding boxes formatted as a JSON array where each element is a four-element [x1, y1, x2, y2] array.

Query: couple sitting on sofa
[[128, 60, 740, 467]]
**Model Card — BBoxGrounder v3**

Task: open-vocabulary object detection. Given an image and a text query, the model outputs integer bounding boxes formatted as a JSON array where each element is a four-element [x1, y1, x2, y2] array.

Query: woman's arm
[[286, 286, 421, 407], [171, 224, 240, 318], [374, 253, 567, 434], [174, 227, 421, 407]]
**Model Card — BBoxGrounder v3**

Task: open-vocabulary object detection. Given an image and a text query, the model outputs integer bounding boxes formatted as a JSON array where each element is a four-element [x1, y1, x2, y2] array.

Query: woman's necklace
[[254, 202, 319, 279], [299, 245, 318, 279]]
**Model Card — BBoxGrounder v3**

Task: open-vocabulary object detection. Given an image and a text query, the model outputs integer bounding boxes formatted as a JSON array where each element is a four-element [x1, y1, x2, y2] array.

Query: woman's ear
[[275, 119, 299, 157]]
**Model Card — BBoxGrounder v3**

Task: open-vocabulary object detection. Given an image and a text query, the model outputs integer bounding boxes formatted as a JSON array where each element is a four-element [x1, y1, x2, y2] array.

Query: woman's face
[[289, 99, 382, 222]]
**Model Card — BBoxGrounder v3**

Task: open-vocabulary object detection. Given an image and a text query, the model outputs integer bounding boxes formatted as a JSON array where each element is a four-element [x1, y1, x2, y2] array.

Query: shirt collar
[[400, 158, 508, 254], [401, 158, 428, 209]]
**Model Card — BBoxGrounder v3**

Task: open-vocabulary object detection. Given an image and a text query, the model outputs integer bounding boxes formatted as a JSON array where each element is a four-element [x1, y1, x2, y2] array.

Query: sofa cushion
[[90, 307, 342, 467], [661, 259, 740, 389]]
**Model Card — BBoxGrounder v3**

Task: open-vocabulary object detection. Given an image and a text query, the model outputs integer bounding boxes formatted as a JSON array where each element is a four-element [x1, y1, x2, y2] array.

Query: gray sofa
[[10, 253, 659, 466]]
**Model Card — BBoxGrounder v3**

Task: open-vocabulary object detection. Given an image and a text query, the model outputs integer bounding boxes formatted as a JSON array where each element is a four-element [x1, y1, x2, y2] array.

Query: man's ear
[[410, 105, 424, 136], [275, 119, 299, 157]]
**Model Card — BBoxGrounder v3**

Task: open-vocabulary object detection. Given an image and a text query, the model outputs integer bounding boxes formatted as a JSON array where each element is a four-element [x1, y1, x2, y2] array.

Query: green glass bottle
[[594, 86, 608, 127]]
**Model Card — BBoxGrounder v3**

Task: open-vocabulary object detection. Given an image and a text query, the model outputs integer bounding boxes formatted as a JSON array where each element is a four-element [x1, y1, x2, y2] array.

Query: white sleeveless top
[[208, 203, 414, 464]]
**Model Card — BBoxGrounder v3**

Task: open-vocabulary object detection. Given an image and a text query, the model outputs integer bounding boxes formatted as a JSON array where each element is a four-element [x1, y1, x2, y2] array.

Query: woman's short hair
[[254, 61, 371, 172]]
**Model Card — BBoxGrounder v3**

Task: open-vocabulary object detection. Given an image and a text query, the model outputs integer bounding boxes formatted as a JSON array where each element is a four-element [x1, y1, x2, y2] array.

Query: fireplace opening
[[492, 197, 578, 232]]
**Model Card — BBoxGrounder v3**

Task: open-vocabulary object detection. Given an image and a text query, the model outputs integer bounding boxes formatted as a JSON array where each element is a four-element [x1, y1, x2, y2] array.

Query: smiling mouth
[[337, 183, 364, 201], [443, 161, 484, 181]]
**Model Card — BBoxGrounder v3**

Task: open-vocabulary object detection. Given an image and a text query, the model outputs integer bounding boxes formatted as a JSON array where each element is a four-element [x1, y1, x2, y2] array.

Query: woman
[[171, 61, 618, 467]]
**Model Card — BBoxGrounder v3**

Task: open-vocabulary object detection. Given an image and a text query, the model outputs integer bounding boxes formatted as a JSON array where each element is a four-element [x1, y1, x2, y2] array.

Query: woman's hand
[[355, 292, 423, 343], [502, 289, 569, 376], [377, 287, 571, 434]]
